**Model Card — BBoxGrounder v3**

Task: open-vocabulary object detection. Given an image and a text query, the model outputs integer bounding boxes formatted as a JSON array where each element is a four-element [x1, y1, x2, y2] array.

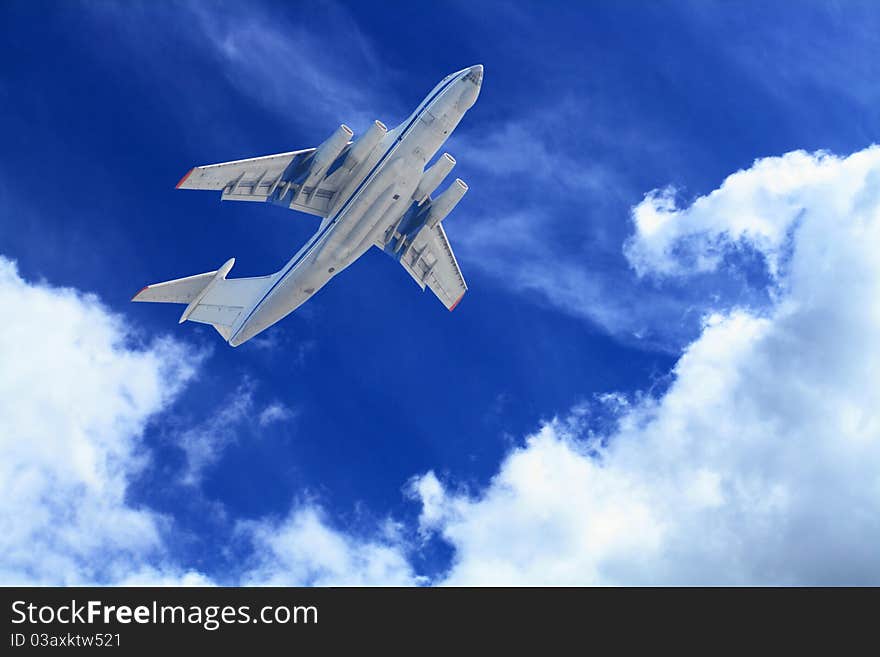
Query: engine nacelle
[[344, 120, 387, 171], [425, 178, 468, 230], [299, 124, 354, 192], [412, 153, 456, 206]]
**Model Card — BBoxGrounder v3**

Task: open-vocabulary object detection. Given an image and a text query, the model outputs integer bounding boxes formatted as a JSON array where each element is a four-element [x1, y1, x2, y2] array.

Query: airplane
[[132, 65, 483, 347]]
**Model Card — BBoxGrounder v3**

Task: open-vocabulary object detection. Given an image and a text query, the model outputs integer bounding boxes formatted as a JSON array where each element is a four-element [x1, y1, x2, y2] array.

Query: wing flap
[[200, 275, 273, 307], [397, 223, 467, 310], [186, 304, 245, 328], [176, 149, 313, 192], [175, 145, 352, 219], [185, 274, 275, 328]]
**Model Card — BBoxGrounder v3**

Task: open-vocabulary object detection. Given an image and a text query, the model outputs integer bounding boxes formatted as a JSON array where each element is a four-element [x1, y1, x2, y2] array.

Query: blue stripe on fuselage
[[230, 73, 461, 343]]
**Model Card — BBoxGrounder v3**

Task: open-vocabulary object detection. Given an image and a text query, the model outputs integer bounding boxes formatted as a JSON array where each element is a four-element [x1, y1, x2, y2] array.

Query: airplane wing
[[394, 223, 468, 310], [175, 148, 336, 217], [175, 122, 388, 220]]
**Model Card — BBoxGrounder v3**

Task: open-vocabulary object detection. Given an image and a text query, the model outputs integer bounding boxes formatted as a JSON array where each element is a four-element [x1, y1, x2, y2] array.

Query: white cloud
[[624, 148, 880, 279], [411, 146, 880, 585], [0, 257, 208, 585], [109, 568, 215, 588], [241, 505, 417, 586], [0, 258, 407, 587]]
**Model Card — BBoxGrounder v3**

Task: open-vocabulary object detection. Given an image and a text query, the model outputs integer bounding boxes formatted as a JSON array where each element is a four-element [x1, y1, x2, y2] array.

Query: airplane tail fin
[[132, 258, 276, 343]]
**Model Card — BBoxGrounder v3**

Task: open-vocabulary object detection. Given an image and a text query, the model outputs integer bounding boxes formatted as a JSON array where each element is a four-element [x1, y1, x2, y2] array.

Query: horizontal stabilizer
[[132, 259, 278, 343], [131, 270, 217, 304]]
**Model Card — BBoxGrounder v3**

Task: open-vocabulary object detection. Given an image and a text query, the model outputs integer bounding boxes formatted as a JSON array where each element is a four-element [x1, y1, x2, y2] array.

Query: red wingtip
[[449, 292, 466, 311], [131, 285, 149, 301], [175, 168, 194, 189]]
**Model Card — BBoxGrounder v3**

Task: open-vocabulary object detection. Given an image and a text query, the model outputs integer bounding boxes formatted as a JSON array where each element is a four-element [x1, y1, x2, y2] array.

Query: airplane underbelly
[[319, 157, 419, 264], [230, 259, 326, 345]]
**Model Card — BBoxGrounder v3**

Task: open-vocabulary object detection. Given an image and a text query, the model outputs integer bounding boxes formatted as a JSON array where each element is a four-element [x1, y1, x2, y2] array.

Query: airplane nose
[[464, 64, 483, 86], [456, 65, 483, 110]]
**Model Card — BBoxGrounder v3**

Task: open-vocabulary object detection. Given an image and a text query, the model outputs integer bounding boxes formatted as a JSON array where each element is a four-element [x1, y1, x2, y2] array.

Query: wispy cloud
[[245, 327, 316, 367], [258, 402, 297, 428], [185, 1, 400, 133], [87, 1, 404, 138], [456, 114, 622, 197], [176, 380, 297, 485], [686, 2, 880, 119], [447, 103, 716, 348], [177, 381, 256, 487]]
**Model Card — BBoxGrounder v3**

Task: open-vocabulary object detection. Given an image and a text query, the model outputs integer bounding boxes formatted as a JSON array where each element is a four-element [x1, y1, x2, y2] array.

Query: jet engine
[[343, 120, 387, 172], [425, 178, 468, 229], [412, 153, 456, 206], [297, 124, 354, 194]]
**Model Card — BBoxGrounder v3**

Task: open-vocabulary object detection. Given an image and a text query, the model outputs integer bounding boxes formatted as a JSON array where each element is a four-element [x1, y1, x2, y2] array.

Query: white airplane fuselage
[[227, 65, 483, 346]]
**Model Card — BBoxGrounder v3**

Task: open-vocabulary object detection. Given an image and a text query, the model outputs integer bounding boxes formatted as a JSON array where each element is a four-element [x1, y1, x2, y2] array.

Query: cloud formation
[[5, 140, 880, 585], [241, 505, 417, 586], [412, 146, 880, 584], [0, 257, 205, 584], [0, 256, 402, 586], [624, 148, 878, 279]]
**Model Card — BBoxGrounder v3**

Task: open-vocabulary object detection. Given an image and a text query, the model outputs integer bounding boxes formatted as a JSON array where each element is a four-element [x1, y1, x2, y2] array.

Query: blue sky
[[3, 1, 880, 585]]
